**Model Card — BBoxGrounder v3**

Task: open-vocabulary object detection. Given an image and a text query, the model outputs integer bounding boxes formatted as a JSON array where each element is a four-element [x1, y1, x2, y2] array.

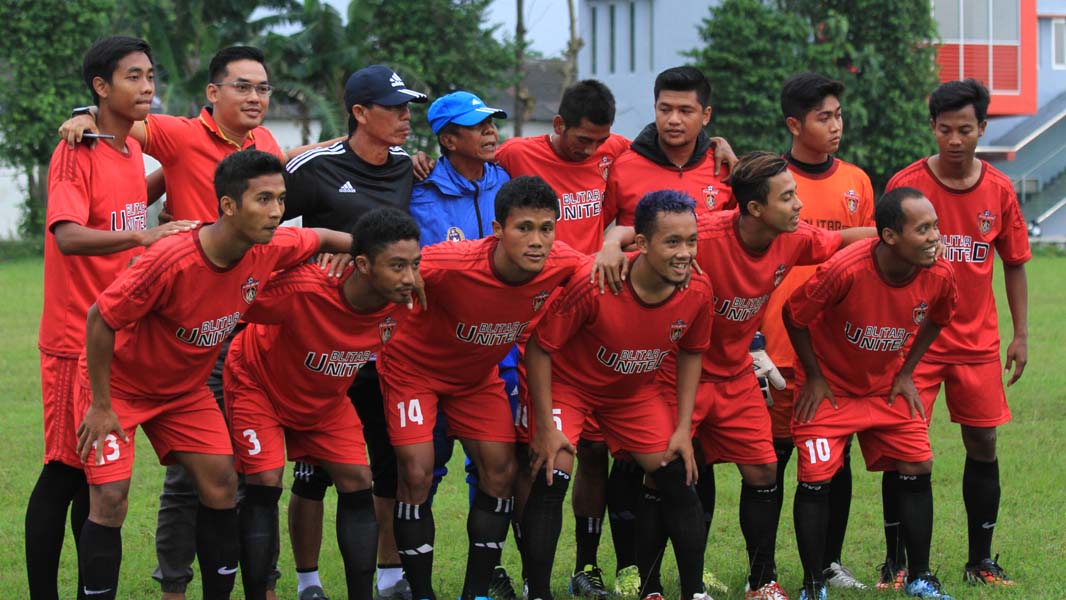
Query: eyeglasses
[[212, 81, 274, 97]]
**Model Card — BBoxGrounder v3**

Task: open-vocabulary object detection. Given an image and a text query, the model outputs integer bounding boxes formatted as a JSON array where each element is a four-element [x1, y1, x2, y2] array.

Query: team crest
[[379, 316, 397, 344], [703, 185, 719, 210], [773, 264, 787, 287], [241, 276, 260, 304], [669, 319, 688, 343], [844, 189, 860, 213], [598, 156, 613, 181], [977, 210, 997, 235], [912, 301, 929, 325], [446, 226, 465, 242], [532, 290, 550, 312]]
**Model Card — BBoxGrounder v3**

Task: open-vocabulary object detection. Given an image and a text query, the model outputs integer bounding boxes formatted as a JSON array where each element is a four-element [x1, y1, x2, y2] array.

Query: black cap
[[344, 65, 428, 113]]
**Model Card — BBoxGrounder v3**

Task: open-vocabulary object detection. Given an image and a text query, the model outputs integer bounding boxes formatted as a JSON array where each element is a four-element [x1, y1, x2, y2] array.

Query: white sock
[[377, 566, 404, 591], [297, 569, 322, 593]]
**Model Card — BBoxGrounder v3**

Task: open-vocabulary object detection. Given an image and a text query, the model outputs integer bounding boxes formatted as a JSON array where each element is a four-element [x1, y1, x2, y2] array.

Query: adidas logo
[[472, 97, 481, 105], [390, 72, 404, 87], [338, 181, 357, 193]]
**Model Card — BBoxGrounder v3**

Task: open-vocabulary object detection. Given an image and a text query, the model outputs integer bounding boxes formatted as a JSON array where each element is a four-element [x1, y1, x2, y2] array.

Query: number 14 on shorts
[[398, 399, 424, 427]]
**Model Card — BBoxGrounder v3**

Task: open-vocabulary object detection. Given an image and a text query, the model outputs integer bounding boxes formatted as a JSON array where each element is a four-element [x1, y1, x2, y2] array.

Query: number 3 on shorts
[[243, 429, 261, 456], [804, 438, 831, 463], [398, 398, 424, 428]]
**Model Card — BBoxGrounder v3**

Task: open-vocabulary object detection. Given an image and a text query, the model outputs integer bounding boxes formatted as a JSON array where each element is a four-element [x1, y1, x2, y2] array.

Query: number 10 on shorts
[[398, 399, 424, 428], [804, 438, 831, 463]]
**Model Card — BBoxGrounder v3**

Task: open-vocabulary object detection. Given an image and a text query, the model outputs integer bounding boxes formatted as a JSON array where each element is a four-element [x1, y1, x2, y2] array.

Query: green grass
[[2, 255, 1064, 599]]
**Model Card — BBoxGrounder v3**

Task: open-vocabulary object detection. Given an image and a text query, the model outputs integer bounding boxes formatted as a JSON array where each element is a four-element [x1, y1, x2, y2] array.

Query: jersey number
[[243, 429, 261, 456], [804, 438, 831, 464], [398, 399, 424, 428], [94, 434, 121, 463], [516, 406, 562, 431]]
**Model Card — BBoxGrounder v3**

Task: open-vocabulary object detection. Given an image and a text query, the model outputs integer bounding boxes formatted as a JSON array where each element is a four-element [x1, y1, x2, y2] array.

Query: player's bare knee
[[576, 440, 609, 476], [195, 465, 238, 508], [89, 483, 129, 526], [478, 455, 517, 498], [330, 465, 373, 493], [897, 460, 933, 475], [961, 425, 997, 461], [739, 462, 777, 487], [396, 461, 433, 503], [247, 468, 284, 488]]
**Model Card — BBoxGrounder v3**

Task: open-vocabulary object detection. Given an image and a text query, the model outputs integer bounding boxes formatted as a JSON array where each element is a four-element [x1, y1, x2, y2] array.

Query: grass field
[[1, 253, 1064, 599]]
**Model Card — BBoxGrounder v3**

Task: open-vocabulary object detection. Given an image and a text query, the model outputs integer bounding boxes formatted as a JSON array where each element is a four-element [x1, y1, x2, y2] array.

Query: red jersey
[[142, 108, 284, 223], [87, 226, 319, 400], [762, 158, 875, 370], [698, 210, 842, 380], [886, 158, 1031, 362], [608, 149, 734, 227], [379, 236, 589, 386], [785, 239, 957, 397], [40, 140, 149, 356], [534, 258, 713, 398], [231, 264, 407, 421], [496, 134, 630, 254]]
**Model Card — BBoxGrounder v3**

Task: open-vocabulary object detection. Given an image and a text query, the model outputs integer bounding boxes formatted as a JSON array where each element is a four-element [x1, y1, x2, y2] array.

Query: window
[[932, 0, 1021, 92], [1055, 19, 1066, 69], [591, 6, 598, 74], [609, 3, 616, 74], [629, 2, 636, 72]]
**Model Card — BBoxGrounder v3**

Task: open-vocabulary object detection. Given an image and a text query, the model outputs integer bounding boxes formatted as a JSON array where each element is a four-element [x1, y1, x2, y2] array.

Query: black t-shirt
[[283, 140, 413, 230]]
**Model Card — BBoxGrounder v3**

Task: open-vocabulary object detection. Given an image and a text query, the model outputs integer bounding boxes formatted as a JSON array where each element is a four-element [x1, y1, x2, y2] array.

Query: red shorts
[[224, 355, 367, 475], [660, 375, 715, 432], [381, 366, 516, 446], [694, 372, 777, 466], [515, 381, 606, 444], [40, 352, 82, 468], [791, 395, 933, 482], [914, 359, 1010, 427], [526, 383, 672, 456], [767, 368, 796, 440], [74, 382, 233, 485]]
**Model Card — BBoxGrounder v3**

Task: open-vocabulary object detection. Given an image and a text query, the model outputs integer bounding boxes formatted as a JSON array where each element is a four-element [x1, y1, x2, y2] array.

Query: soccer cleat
[[614, 565, 641, 597], [797, 584, 827, 600], [487, 566, 518, 600], [743, 581, 790, 600], [823, 562, 867, 590], [876, 559, 908, 592], [963, 554, 1016, 586], [376, 579, 412, 600], [703, 570, 729, 595], [569, 565, 610, 598], [299, 585, 330, 600], [905, 572, 953, 599]]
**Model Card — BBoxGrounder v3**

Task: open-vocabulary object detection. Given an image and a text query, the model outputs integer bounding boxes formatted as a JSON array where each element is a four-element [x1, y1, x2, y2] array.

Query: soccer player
[[520, 190, 713, 600], [884, 78, 1030, 586], [378, 176, 588, 600], [27, 35, 198, 600], [282, 64, 428, 600], [758, 72, 875, 590], [606, 66, 735, 229], [785, 187, 957, 600], [73, 149, 352, 600], [225, 208, 421, 600]]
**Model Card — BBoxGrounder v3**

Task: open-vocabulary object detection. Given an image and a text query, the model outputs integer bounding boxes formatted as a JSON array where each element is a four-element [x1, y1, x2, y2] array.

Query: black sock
[[824, 442, 853, 568], [606, 460, 641, 571], [794, 482, 830, 587], [71, 479, 90, 595], [882, 471, 906, 565], [652, 460, 706, 598], [197, 504, 240, 600], [338, 489, 378, 600], [521, 470, 570, 600], [635, 486, 666, 596], [394, 501, 436, 600], [79, 519, 122, 600], [963, 457, 999, 564], [696, 463, 716, 536], [26, 461, 87, 600], [771, 440, 793, 539], [462, 489, 514, 599], [897, 473, 933, 577], [740, 481, 779, 590], [574, 515, 603, 570], [239, 485, 281, 600]]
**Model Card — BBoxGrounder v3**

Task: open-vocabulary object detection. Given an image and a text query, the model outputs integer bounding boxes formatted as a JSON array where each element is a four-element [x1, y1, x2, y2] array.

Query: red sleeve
[[607, 170, 634, 227], [272, 227, 322, 270], [141, 114, 191, 165], [928, 264, 958, 327], [785, 261, 846, 328], [495, 138, 517, 172], [253, 129, 285, 160], [859, 173, 876, 227], [241, 266, 310, 324], [796, 223, 844, 266], [46, 144, 91, 231], [96, 242, 175, 331], [678, 277, 714, 353], [532, 279, 597, 353], [995, 189, 1032, 266]]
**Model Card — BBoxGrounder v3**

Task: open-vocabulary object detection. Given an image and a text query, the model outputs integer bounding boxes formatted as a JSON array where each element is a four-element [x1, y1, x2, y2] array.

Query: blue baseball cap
[[344, 65, 427, 112], [428, 91, 507, 135]]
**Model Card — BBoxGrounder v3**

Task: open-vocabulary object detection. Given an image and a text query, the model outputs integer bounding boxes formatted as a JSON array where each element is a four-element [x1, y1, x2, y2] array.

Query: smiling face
[[492, 207, 557, 281], [931, 104, 985, 170], [887, 196, 940, 268], [206, 59, 271, 135], [635, 210, 698, 286], [654, 89, 712, 149], [750, 169, 803, 234]]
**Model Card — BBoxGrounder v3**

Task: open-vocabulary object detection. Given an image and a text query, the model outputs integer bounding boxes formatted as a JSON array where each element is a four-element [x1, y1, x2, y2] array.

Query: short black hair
[[731, 151, 790, 215], [654, 66, 711, 108], [876, 187, 926, 241], [83, 36, 153, 105], [929, 78, 990, 122], [208, 46, 268, 85], [214, 149, 284, 214], [634, 190, 697, 238], [558, 80, 616, 128], [494, 176, 559, 225], [351, 208, 421, 260], [780, 72, 844, 121]]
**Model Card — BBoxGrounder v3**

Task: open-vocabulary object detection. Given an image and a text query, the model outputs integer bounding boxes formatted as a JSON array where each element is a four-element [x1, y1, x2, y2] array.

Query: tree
[[0, 0, 111, 237]]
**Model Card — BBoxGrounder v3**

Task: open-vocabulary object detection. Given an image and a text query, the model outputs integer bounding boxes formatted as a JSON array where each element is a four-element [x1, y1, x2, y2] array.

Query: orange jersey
[[534, 259, 713, 398], [608, 151, 733, 227], [87, 226, 319, 400], [785, 239, 957, 397], [696, 210, 841, 380], [142, 108, 283, 223], [230, 264, 408, 423], [761, 157, 875, 370], [40, 140, 148, 356], [886, 158, 1030, 363], [379, 236, 589, 387], [497, 134, 630, 254]]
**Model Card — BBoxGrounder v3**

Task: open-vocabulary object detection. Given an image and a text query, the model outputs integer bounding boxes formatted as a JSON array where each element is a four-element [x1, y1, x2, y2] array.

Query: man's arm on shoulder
[[284, 136, 345, 162], [53, 220, 198, 256], [839, 226, 877, 247], [311, 227, 353, 254]]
